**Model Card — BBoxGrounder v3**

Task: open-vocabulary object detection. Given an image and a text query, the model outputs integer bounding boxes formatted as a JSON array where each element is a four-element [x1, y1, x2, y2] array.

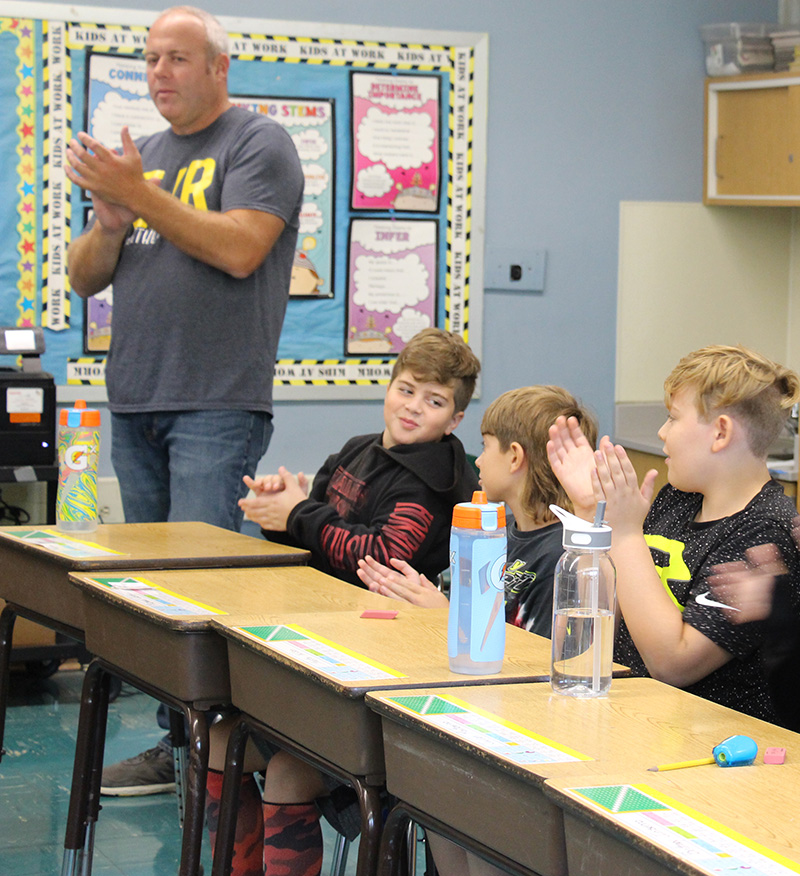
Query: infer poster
[[346, 218, 437, 356]]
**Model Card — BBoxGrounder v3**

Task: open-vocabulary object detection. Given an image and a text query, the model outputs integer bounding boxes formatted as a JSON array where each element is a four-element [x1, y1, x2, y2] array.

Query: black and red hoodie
[[265, 432, 478, 587]]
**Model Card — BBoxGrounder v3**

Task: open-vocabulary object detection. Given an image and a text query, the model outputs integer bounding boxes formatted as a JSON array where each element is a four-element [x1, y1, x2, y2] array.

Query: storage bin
[[700, 22, 774, 75]]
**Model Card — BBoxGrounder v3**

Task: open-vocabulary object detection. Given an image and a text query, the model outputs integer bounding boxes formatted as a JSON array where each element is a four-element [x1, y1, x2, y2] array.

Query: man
[[66, 5, 304, 795], [67, 5, 303, 530]]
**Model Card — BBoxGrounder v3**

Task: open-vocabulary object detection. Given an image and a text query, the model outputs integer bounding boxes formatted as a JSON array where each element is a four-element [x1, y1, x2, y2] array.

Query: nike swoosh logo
[[696, 591, 740, 611]]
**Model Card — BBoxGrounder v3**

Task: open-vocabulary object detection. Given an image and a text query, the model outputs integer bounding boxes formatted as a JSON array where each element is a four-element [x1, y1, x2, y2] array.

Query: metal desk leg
[[60, 655, 212, 876], [353, 778, 383, 876], [180, 707, 210, 876], [0, 604, 17, 760], [61, 660, 111, 876], [378, 802, 537, 876], [378, 805, 413, 876], [210, 716, 249, 876], [170, 707, 188, 827]]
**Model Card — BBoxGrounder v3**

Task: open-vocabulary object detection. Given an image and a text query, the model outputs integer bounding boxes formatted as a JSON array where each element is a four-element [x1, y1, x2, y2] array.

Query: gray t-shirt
[[101, 106, 304, 414]]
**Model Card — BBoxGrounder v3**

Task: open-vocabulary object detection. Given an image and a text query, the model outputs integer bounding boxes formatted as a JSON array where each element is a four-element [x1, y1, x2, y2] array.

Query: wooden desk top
[[0, 522, 309, 570], [368, 677, 797, 787], [216, 608, 555, 696], [71, 565, 399, 707], [367, 679, 800, 876], [545, 757, 800, 875], [70, 564, 403, 632]]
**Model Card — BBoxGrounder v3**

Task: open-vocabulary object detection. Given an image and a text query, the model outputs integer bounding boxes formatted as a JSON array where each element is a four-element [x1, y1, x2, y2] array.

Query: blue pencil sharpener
[[712, 734, 758, 767]]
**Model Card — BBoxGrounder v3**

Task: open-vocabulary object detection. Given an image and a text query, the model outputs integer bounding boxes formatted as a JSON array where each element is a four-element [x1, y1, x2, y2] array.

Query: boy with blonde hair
[[548, 344, 800, 723]]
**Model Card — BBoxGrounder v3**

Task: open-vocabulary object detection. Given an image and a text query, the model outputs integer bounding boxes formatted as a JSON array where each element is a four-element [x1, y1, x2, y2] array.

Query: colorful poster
[[236, 624, 407, 682], [351, 72, 440, 213], [85, 575, 225, 617], [82, 50, 172, 355], [0, 529, 123, 558], [232, 96, 335, 299], [568, 784, 800, 875], [0, 8, 484, 394], [346, 218, 437, 356], [387, 694, 589, 766]]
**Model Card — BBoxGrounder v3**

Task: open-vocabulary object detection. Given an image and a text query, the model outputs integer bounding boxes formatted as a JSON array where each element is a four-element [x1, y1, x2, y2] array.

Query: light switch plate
[[484, 247, 547, 293]]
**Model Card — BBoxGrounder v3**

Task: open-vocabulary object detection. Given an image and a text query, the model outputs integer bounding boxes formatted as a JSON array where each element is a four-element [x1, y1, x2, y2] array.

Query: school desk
[[0, 522, 308, 757], [210, 609, 619, 876], [63, 564, 399, 876], [544, 740, 800, 876], [366, 678, 791, 876]]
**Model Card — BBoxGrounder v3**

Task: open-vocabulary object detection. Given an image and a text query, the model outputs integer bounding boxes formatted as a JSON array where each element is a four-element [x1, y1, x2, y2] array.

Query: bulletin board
[[0, 1, 488, 400]]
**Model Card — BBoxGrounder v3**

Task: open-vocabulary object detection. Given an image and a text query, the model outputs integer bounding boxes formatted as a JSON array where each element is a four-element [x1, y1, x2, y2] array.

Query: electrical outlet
[[484, 247, 547, 293], [96, 477, 125, 523]]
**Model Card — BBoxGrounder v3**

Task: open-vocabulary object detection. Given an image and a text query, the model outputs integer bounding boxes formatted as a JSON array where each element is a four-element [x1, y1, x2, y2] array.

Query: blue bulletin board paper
[[0, 2, 487, 399]]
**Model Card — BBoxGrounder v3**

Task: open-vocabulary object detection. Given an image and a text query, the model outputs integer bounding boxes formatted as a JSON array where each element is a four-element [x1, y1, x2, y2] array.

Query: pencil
[[647, 756, 716, 772]]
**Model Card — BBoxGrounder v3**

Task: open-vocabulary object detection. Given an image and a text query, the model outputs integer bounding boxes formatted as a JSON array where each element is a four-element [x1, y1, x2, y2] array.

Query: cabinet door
[[705, 75, 800, 205]]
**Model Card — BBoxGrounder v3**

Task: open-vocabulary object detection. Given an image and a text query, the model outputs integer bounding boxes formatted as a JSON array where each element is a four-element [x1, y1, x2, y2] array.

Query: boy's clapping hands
[[592, 436, 658, 535], [547, 416, 658, 529], [239, 466, 310, 531], [356, 555, 449, 608]]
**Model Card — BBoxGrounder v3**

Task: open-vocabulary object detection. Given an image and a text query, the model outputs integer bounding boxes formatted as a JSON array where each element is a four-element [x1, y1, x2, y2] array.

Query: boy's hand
[[708, 543, 784, 623], [356, 556, 449, 608], [546, 415, 598, 520], [239, 466, 309, 531], [593, 438, 657, 536], [243, 470, 309, 496]]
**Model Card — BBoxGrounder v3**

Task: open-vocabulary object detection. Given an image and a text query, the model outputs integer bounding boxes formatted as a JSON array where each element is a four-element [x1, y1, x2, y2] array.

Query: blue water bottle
[[448, 491, 507, 675]]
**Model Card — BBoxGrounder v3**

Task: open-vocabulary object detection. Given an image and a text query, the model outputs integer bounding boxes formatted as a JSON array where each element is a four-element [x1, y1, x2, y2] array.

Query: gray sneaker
[[100, 745, 176, 796]]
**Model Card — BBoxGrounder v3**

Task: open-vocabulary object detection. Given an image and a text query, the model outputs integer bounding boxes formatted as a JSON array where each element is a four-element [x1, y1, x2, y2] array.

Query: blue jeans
[[111, 410, 273, 754], [110, 410, 273, 532]]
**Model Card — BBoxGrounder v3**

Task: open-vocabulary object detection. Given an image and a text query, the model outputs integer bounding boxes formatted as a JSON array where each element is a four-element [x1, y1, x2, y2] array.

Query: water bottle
[[550, 502, 616, 697], [56, 399, 101, 533], [448, 491, 507, 675]]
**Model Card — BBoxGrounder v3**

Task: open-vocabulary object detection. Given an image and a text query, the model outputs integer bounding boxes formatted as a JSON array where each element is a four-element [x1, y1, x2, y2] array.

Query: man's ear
[[445, 410, 465, 435], [508, 441, 526, 473], [710, 414, 734, 452], [215, 52, 230, 81]]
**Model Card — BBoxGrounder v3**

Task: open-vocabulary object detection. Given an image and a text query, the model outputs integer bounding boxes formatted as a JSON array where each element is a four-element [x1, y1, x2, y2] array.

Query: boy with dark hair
[[208, 328, 481, 876], [548, 344, 800, 724], [239, 327, 481, 587]]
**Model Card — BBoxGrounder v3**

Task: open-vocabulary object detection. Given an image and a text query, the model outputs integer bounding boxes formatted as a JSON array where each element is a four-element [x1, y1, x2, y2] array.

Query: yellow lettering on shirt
[[132, 170, 166, 228], [128, 160, 215, 233], [644, 533, 691, 612], [176, 159, 215, 211], [172, 168, 187, 196]]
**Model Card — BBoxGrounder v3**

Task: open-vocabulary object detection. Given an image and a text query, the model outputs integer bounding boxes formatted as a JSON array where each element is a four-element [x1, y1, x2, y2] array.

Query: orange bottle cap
[[451, 490, 506, 529]]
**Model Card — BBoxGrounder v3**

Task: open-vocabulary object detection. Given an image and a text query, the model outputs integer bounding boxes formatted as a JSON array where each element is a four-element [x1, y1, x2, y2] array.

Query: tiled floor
[[0, 662, 364, 876]]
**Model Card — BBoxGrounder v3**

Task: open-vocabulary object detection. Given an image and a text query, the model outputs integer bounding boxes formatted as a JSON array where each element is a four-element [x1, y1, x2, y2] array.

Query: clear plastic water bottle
[[448, 491, 507, 675], [550, 502, 616, 697], [56, 400, 101, 533]]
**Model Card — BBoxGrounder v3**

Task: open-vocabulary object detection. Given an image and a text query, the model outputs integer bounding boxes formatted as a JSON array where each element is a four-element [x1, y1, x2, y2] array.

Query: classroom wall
[[43, 0, 779, 477], [616, 202, 793, 402]]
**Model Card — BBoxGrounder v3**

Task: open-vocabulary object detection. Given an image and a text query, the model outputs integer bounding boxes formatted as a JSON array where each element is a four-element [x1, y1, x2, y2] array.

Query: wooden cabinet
[[704, 71, 800, 205]]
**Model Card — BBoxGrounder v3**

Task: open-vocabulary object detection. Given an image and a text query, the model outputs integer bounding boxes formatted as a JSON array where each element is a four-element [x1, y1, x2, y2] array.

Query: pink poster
[[351, 72, 440, 212]]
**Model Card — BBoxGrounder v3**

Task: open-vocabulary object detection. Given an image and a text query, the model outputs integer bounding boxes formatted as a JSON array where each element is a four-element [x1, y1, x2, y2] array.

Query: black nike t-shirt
[[614, 480, 799, 724]]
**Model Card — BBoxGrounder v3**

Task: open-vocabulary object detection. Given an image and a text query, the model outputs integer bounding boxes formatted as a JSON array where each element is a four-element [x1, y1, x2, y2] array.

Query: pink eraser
[[764, 747, 786, 764], [360, 609, 398, 619]]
